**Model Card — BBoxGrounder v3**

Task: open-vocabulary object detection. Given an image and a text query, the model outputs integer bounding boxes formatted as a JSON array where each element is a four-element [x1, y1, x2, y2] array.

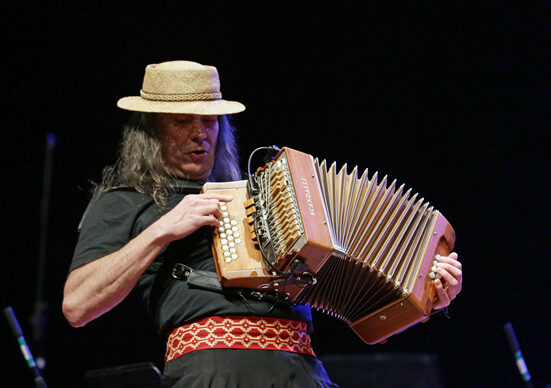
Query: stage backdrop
[[1, 2, 549, 387]]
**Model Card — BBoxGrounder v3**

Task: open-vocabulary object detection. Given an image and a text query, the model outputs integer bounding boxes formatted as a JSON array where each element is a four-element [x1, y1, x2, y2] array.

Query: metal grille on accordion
[[202, 147, 455, 344]]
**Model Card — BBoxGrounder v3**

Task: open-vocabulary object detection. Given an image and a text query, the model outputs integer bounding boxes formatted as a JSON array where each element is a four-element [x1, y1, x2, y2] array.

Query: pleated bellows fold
[[302, 159, 436, 322]]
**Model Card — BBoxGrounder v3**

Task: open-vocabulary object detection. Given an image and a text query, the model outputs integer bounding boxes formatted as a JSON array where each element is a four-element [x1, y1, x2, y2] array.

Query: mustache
[[181, 141, 211, 153]]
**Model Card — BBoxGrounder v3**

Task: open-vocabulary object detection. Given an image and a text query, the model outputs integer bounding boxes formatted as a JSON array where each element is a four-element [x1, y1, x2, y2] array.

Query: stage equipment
[[4, 306, 48, 388], [85, 362, 161, 388], [31, 133, 58, 369], [503, 322, 534, 388], [202, 147, 455, 344], [319, 352, 444, 388]]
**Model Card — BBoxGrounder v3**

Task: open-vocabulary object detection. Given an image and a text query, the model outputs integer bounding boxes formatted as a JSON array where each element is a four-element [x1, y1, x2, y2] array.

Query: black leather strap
[[172, 263, 224, 292], [146, 262, 288, 306], [146, 262, 223, 292]]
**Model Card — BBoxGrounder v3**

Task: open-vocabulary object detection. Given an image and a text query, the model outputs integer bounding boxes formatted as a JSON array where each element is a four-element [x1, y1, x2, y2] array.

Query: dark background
[[1, 1, 549, 387]]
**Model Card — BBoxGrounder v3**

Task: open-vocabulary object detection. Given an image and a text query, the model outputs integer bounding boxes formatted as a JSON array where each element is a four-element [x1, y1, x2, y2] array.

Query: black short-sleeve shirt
[[70, 184, 312, 339]]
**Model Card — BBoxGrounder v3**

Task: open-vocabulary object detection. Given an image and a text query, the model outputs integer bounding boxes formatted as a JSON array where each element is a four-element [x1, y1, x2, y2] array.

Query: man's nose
[[190, 120, 208, 139]]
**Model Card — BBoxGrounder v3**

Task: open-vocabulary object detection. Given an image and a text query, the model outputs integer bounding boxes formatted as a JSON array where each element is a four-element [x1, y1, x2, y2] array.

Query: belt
[[165, 315, 316, 361]]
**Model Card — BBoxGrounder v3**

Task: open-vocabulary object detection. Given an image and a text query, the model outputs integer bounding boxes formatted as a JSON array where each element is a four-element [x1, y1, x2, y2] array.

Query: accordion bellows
[[203, 147, 455, 344]]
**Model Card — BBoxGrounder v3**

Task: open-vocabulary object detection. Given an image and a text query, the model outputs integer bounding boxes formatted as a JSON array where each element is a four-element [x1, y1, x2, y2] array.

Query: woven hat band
[[140, 90, 222, 102]]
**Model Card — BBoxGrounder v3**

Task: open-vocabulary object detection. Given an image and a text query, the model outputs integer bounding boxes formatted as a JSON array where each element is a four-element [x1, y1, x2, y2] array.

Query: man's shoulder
[[77, 188, 155, 232], [98, 188, 154, 208]]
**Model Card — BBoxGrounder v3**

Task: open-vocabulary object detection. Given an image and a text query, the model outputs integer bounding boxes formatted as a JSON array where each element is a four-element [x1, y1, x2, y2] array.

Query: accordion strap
[[145, 262, 285, 304], [172, 263, 224, 292], [146, 262, 223, 292]]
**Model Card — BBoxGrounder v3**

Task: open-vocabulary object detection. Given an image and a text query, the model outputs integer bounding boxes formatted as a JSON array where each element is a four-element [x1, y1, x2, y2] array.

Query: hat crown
[[116, 59, 245, 115], [142, 60, 221, 96]]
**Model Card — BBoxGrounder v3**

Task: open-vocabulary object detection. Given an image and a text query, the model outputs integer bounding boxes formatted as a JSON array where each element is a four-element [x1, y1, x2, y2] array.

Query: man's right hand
[[155, 193, 233, 243]]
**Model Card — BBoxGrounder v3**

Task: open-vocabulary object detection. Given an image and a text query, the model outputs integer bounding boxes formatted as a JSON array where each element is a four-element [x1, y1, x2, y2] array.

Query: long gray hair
[[95, 112, 241, 206]]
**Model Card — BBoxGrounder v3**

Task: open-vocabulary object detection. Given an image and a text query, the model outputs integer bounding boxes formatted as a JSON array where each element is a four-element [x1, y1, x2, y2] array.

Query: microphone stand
[[4, 306, 48, 387], [30, 133, 57, 371], [503, 322, 534, 388]]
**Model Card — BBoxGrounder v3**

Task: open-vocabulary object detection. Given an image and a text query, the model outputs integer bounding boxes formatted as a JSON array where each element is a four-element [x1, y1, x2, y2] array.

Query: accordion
[[202, 147, 455, 344]]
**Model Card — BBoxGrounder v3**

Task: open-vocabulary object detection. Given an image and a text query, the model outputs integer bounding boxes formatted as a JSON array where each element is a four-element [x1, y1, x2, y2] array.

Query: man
[[63, 60, 462, 387]]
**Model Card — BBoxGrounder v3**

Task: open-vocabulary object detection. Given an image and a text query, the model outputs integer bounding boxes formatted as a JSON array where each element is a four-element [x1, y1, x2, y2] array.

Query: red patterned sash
[[165, 316, 315, 361]]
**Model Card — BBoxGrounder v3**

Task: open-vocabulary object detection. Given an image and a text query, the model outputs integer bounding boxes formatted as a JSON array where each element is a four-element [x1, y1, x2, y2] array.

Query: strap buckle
[[172, 263, 191, 280]]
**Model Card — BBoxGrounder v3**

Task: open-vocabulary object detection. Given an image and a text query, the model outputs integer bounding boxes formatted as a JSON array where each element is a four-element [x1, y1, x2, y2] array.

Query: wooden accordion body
[[202, 147, 455, 344]]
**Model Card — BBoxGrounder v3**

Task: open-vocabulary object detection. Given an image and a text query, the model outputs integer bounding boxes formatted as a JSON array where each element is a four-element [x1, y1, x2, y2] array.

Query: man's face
[[156, 113, 219, 180]]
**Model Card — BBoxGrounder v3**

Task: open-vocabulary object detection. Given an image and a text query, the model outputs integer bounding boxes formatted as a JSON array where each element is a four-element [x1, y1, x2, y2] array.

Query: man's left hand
[[432, 252, 462, 310]]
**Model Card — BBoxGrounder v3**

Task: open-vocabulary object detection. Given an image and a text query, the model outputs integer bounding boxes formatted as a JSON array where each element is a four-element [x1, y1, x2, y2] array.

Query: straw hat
[[117, 60, 246, 115]]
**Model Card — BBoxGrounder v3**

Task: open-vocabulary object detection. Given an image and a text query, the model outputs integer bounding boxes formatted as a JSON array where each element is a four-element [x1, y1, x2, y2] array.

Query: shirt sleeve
[[69, 191, 147, 273]]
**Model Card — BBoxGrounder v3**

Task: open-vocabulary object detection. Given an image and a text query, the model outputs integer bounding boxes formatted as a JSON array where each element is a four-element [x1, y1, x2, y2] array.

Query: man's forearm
[[62, 192, 231, 327], [62, 223, 168, 327]]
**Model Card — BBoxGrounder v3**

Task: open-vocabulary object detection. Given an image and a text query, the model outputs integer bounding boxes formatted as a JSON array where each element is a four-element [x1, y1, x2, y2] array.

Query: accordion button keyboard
[[215, 201, 245, 263]]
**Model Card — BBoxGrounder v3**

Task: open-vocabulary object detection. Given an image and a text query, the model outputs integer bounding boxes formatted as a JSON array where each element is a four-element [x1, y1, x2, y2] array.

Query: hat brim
[[117, 96, 246, 115]]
